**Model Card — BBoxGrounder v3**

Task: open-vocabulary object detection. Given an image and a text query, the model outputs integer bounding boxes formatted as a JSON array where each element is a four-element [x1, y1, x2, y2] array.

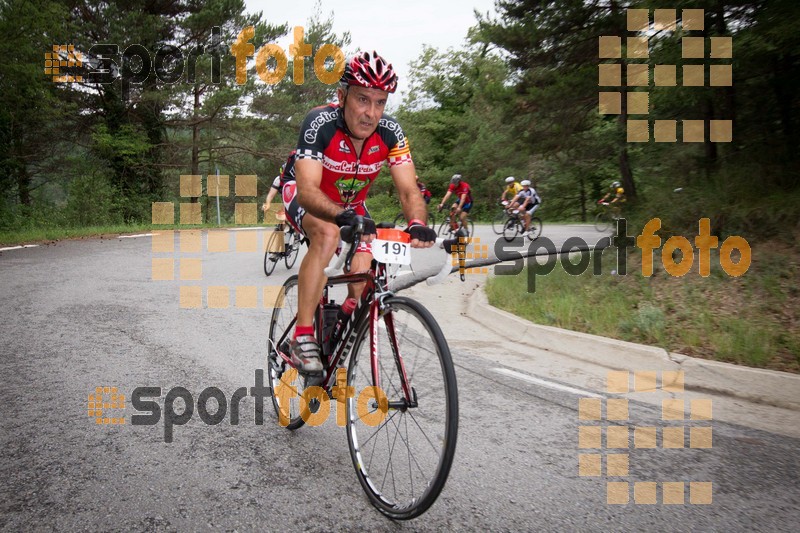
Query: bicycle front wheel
[[437, 218, 452, 238], [346, 297, 458, 520], [594, 212, 610, 232], [502, 218, 520, 242], [263, 230, 281, 276], [267, 275, 310, 430], [284, 230, 301, 269]]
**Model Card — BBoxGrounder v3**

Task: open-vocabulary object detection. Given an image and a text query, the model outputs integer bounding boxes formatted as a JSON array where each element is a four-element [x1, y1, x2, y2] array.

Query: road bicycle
[[437, 205, 474, 239], [266, 219, 461, 520], [263, 224, 303, 276], [393, 209, 436, 229], [492, 201, 513, 234], [502, 209, 542, 242], [594, 202, 620, 232]]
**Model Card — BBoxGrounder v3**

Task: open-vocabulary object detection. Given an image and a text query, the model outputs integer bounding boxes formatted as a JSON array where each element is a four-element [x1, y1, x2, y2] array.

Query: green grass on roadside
[[485, 246, 800, 373]]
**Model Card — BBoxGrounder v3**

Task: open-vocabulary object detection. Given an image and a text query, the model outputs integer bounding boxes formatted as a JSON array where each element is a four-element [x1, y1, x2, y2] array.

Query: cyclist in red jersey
[[438, 174, 473, 235], [282, 51, 437, 373]]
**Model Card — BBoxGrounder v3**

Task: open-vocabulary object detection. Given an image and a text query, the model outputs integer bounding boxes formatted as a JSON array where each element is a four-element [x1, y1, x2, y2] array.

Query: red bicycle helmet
[[340, 51, 398, 93]]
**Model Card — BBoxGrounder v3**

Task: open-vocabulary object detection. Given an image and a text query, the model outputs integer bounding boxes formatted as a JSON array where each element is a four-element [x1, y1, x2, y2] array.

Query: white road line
[[228, 227, 265, 231], [119, 234, 153, 239], [491, 368, 603, 398], [0, 244, 39, 252]]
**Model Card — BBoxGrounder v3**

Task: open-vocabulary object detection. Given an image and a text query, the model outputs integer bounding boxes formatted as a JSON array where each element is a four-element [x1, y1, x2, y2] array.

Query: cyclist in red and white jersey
[[262, 151, 297, 227], [438, 174, 473, 235], [283, 51, 437, 372]]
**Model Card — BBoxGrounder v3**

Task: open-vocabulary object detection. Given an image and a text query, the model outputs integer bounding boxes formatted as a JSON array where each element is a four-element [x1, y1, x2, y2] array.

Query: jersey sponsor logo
[[339, 139, 351, 154], [334, 176, 369, 203], [379, 117, 405, 143], [282, 181, 297, 204], [322, 156, 384, 175], [368, 145, 379, 155], [303, 110, 338, 144]]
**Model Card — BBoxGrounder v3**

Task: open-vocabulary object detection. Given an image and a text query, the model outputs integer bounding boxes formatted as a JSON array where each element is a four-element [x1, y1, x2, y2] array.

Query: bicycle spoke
[[346, 297, 457, 519]]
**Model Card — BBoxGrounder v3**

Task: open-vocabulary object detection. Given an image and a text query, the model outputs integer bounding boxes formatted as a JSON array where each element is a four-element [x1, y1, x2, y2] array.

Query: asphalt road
[[1, 225, 798, 531]]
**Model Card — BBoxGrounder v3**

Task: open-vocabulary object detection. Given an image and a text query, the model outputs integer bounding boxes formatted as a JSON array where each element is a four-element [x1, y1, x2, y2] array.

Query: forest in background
[[1, 0, 798, 241]]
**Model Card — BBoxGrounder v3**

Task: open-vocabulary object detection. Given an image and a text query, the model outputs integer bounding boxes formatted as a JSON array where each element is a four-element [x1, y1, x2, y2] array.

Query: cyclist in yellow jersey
[[500, 176, 523, 203], [598, 180, 625, 217]]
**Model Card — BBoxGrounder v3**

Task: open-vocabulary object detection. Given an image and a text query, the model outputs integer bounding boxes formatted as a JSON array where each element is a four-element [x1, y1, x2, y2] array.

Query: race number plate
[[372, 228, 411, 265]]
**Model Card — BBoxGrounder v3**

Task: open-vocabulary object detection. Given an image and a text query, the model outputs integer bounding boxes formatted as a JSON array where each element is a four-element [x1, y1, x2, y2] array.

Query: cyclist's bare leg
[[296, 214, 338, 328], [459, 210, 468, 230], [523, 211, 531, 232], [346, 252, 371, 300]]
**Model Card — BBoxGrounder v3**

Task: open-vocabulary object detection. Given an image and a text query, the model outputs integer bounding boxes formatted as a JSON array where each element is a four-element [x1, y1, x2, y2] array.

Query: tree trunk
[[191, 84, 201, 208], [16, 167, 30, 206]]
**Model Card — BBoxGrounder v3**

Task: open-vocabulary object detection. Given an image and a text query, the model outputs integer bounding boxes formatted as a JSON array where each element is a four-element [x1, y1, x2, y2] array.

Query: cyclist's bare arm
[[262, 186, 279, 211], [295, 159, 344, 223], [393, 162, 428, 228], [439, 190, 452, 209]]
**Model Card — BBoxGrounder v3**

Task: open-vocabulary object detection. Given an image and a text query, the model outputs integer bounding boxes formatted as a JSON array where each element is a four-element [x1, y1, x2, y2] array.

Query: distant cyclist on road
[[598, 180, 625, 217], [500, 176, 522, 203], [282, 51, 437, 373], [262, 151, 297, 230], [416, 175, 432, 204], [438, 174, 472, 235], [509, 179, 541, 236]]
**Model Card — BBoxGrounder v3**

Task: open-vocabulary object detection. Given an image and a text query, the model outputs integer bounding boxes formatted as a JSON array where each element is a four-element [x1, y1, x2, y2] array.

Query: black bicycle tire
[[467, 218, 475, 238], [437, 218, 452, 238], [284, 230, 300, 269], [346, 296, 458, 520], [502, 218, 519, 242], [264, 230, 280, 276], [528, 217, 543, 240], [267, 275, 308, 430], [594, 212, 610, 232], [492, 210, 506, 234]]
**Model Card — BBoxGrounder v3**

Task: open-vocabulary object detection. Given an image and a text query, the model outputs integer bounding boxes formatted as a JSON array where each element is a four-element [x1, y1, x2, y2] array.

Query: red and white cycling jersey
[[294, 103, 412, 215]]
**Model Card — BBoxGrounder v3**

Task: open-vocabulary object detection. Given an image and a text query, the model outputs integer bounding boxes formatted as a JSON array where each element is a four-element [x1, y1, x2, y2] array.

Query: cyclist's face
[[340, 86, 388, 140]]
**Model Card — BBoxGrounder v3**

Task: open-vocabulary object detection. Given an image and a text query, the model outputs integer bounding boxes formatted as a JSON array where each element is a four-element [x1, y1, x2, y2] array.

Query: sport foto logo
[[48, 25, 344, 96], [495, 218, 750, 293], [91, 369, 389, 443]]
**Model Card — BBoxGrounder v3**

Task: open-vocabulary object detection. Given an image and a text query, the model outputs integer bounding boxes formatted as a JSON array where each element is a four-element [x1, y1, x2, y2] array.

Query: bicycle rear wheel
[[502, 218, 520, 242], [346, 297, 458, 520], [267, 275, 313, 430], [492, 210, 506, 234], [284, 230, 301, 269]]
